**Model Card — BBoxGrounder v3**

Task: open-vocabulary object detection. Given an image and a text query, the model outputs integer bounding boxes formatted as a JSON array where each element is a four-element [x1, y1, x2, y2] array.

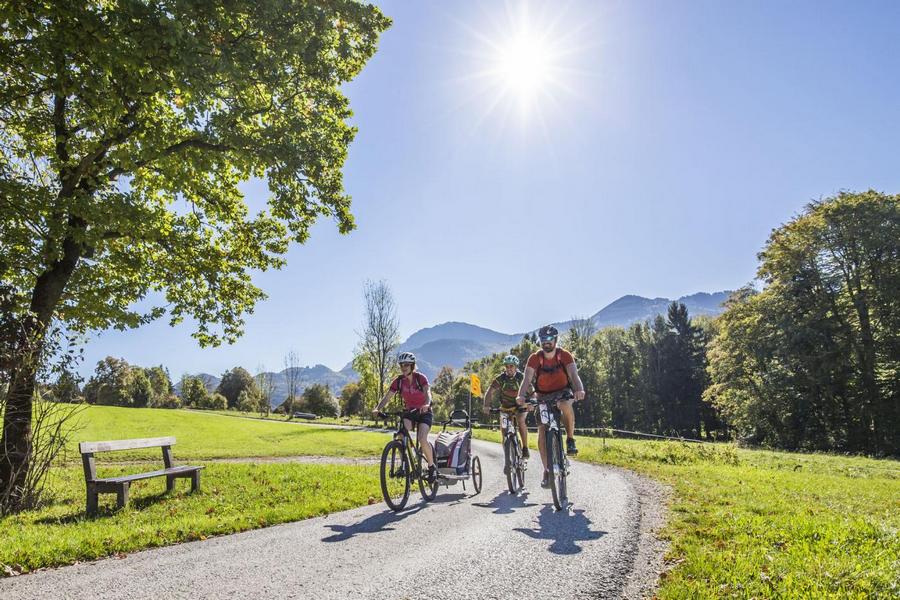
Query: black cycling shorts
[[402, 409, 433, 427]]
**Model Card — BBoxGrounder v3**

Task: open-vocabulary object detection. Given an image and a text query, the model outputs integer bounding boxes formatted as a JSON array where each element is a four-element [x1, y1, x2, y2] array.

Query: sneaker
[[522, 448, 530, 459], [566, 438, 578, 455], [541, 471, 550, 488], [427, 464, 437, 482]]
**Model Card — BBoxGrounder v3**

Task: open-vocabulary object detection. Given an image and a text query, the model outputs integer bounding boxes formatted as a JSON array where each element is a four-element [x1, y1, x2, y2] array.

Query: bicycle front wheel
[[547, 430, 568, 510], [503, 436, 520, 494], [418, 442, 438, 502], [380, 440, 410, 511]]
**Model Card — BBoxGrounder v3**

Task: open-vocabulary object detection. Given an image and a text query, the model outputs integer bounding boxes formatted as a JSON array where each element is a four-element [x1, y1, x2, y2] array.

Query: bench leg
[[86, 485, 98, 516], [116, 484, 130, 510], [190, 470, 200, 493], [166, 475, 175, 493]]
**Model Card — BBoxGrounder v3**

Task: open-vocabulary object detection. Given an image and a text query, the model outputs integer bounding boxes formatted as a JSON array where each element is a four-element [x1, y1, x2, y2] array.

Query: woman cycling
[[373, 352, 437, 480]]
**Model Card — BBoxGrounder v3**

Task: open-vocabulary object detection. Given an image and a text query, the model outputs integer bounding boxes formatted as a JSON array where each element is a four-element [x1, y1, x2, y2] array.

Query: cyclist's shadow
[[513, 505, 606, 555], [321, 504, 426, 543], [473, 490, 539, 515]]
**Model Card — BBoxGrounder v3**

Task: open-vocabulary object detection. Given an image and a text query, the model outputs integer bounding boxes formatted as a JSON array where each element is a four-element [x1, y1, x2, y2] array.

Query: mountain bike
[[490, 406, 528, 494], [377, 410, 439, 511], [528, 389, 573, 510]]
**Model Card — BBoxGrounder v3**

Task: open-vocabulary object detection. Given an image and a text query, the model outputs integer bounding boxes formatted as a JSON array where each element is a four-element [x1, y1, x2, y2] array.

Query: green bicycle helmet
[[502, 355, 519, 366]]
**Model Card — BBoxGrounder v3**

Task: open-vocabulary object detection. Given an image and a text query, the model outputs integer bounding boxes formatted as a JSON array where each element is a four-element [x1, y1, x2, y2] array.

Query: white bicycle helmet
[[502, 355, 519, 366], [397, 351, 416, 365]]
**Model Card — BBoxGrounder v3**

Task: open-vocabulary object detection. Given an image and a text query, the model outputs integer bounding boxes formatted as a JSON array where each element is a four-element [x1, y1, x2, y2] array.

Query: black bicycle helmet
[[538, 325, 558, 341]]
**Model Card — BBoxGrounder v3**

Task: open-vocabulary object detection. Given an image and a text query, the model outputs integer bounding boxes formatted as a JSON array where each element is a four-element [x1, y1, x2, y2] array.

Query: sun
[[456, 2, 588, 126], [494, 29, 553, 99]]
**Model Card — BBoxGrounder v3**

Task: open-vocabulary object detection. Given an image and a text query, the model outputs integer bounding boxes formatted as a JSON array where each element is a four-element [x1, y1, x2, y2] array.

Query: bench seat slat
[[80, 437, 177, 454], [93, 465, 203, 484]]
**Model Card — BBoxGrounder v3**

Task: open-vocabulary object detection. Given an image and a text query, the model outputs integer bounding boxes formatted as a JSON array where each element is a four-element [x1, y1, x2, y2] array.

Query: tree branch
[[105, 137, 235, 181]]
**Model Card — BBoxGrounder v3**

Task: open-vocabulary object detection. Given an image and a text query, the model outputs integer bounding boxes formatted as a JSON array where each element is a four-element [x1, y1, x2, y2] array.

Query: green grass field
[[474, 429, 900, 598], [0, 406, 398, 576], [5, 405, 898, 596], [66, 406, 389, 461]]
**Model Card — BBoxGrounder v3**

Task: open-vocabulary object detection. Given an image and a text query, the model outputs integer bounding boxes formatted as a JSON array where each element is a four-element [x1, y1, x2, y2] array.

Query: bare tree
[[567, 316, 597, 346], [255, 365, 276, 417], [283, 350, 300, 418], [358, 280, 400, 399]]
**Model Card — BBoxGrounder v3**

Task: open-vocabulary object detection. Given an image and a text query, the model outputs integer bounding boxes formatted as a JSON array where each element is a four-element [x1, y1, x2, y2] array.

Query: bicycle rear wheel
[[417, 442, 438, 502], [471, 455, 483, 495], [547, 430, 568, 510], [380, 440, 410, 511]]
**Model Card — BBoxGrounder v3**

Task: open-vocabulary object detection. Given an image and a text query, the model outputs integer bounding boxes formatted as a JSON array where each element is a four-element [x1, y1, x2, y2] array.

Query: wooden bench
[[79, 437, 203, 515]]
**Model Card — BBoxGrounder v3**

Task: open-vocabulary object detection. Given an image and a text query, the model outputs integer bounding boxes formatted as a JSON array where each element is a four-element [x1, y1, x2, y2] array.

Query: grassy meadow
[[474, 429, 900, 599], [2, 404, 897, 599], [0, 406, 398, 575], [67, 405, 389, 460]]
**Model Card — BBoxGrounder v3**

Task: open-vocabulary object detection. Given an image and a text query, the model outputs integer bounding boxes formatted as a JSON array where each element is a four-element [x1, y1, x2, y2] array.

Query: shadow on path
[[321, 504, 426, 542], [430, 492, 467, 506], [514, 505, 606, 555], [472, 490, 539, 515]]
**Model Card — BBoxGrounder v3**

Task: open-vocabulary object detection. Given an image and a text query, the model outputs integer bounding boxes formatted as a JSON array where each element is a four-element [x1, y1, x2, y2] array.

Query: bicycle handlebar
[[375, 411, 404, 419], [489, 407, 528, 414], [526, 390, 575, 406]]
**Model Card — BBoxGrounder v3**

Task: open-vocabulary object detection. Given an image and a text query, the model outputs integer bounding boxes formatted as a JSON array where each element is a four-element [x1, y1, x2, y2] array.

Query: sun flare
[[457, 1, 590, 127], [494, 30, 553, 98]]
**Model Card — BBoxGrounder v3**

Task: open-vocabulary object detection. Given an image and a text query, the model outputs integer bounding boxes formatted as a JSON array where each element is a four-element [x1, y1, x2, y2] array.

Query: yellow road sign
[[470, 374, 482, 397]]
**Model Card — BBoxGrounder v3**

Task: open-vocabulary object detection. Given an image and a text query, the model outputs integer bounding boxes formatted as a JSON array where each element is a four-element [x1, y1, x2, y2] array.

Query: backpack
[[533, 351, 572, 393], [495, 371, 523, 404], [391, 372, 426, 395]]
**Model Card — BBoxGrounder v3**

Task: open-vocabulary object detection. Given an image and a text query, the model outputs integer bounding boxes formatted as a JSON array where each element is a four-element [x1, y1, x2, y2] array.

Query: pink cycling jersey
[[390, 372, 429, 410]]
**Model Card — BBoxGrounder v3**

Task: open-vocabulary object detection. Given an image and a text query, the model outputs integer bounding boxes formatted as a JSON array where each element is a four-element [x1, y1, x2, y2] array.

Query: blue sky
[[79, 0, 900, 378]]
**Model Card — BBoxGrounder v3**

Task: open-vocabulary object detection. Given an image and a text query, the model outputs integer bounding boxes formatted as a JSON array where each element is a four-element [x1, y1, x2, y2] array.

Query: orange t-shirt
[[526, 349, 575, 393]]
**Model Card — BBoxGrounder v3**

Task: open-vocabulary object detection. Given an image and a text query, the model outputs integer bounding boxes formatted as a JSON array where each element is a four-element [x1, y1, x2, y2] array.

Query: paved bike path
[[0, 439, 667, 600]]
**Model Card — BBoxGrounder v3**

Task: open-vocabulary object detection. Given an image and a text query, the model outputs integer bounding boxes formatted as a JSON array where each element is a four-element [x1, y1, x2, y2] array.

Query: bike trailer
[[434, 429, 471, 476]]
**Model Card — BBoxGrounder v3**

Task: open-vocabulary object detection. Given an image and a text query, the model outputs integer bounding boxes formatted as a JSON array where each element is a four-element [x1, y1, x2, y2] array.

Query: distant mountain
[[586, 291, 730, 330], [400, 322, 519, 351], [179, 291, 732, 403], [176, 365, 354, 408], [405, 291, 732, 378]]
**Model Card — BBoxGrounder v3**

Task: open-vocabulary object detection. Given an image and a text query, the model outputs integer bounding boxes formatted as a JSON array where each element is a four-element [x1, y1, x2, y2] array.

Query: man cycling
[[516, 325, 585, 489], [482, 355, 531, 459], [372, 352, 437, 481]]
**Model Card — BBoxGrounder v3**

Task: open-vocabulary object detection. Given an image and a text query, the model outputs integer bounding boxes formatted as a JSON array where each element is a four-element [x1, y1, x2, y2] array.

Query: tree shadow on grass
[[472, 490, 539, 515], [513, 505, 606, 555], [36, 490, 181, 524], [321, 504, 427, 542]]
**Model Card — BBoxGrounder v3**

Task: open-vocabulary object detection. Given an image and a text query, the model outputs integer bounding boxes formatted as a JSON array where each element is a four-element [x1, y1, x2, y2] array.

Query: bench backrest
[[79, 437, 177, 482], [79, 437, 176, 454]]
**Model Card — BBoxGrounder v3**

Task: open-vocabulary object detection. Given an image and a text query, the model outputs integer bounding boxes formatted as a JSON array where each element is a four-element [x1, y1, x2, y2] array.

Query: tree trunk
[[0, 324, 41, 508], [0, 232, 81, 510]]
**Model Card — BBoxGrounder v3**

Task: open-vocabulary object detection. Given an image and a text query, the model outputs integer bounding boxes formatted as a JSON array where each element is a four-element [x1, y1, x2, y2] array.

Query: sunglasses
[[539, 337, 557, 343]]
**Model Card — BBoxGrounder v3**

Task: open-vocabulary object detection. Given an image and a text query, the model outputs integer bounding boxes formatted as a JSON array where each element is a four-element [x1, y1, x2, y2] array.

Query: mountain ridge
[[180, 291, 732, 406]]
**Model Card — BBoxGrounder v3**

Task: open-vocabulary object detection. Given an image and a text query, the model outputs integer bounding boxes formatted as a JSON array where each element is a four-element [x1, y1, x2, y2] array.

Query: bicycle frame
[[535, 397, 569, 463], [383, 413, 430, 480], [530, 391, 572, 509]]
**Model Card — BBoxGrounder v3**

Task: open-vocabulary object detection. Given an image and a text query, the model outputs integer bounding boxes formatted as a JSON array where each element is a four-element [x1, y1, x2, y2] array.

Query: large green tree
[[706, 191, 899, 454], [0, 0, 389, 509], [215, 367, 256, 409]]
